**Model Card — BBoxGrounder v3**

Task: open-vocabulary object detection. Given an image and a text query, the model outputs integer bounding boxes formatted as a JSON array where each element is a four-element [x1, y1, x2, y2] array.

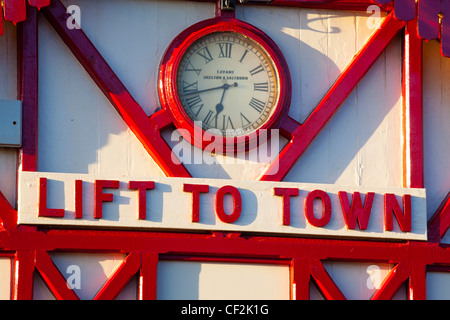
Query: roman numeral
[[249, 97, 265, 113], [182, 81, 198, 94], [185, 61, 201, 75], [249, 64, 264, 76], [185, 94, 203, 117], [218, 43, 233, 58], [239, 50, 248, 63], [225, 116, 235, 130], [203, 110, 218, 128], [254, 82, 268, 92], [196, 46, 213, 64], [240, 113, 251, 127]]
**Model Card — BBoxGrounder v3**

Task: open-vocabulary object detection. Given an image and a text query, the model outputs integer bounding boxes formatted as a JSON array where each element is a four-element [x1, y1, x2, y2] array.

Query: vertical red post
[[18, 6, 39, 171], [139, 253, 159, 300], [12, 250, 35, 300], [290, 258, 311, 300], [409, 263, 426, 300], [402, 20, 424, 188]]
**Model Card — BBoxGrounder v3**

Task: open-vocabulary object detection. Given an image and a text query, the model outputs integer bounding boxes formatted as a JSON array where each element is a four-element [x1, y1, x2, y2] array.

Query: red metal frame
[[0, 0, 448, 300]]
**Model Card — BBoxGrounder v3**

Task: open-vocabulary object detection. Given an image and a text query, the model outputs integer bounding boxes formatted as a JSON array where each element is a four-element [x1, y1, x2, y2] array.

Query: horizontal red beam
[[1, 228, 448, 266]]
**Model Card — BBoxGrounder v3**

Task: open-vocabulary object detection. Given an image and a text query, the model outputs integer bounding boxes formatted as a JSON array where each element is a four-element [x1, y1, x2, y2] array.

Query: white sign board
[[18, 171, 427, 240]]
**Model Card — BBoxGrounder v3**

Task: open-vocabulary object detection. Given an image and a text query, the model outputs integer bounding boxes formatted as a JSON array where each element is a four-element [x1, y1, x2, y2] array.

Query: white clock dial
[[176, 32, 279, 137]]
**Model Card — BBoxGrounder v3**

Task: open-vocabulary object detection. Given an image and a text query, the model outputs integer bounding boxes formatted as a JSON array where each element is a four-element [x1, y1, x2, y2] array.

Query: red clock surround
[[158, 16, 292, 153]]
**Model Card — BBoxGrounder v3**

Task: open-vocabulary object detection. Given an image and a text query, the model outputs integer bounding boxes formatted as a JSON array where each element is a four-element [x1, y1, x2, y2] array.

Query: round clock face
[[176, 32, 279, 137]]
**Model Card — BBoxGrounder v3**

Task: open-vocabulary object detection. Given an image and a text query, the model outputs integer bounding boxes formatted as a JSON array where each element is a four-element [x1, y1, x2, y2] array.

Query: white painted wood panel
[[157, 261, 290, 300], [426, 272, 450, 300], [0, 258, 11, 300]]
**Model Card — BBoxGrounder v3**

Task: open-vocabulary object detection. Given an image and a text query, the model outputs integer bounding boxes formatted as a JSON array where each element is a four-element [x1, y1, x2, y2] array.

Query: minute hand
[[181, 83, 234, 96]]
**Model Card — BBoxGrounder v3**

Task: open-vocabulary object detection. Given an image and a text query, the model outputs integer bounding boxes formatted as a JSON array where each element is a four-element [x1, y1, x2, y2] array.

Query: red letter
[[273, 187, 299, 226], [384, 194, 411, 232], [38, 178, 65, 217], [215, 185, 242, 223], [338, 191, 374, 230], [94, 180, 119, 219], [183, 183, 209, 222], [129, 181, 155, 220], [75, 180, 83, 219], [305, 190, 331, 227]]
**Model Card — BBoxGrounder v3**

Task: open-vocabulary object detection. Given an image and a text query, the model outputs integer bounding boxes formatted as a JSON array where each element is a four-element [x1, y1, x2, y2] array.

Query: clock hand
[[181, 82, 238, 96], [215, 82, 237, 115]]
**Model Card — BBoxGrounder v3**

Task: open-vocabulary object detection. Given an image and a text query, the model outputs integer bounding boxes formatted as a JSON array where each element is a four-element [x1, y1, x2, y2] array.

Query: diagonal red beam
[[94, 252, 141, 300], [371, 263, 410, 300], [310, 259, 346, 300], [41, 0, 190, 178], [428, 192, 450, 242], [259, 12, 406, 181], [0, 190, 17, 233], [35, 250, 80, 300]]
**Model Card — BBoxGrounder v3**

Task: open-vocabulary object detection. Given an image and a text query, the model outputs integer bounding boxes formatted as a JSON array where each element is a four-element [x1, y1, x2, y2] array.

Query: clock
[[159, 17, 291, 153]]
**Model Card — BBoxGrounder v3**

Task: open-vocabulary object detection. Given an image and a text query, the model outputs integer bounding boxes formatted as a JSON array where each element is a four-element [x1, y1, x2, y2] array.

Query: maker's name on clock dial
[[176, 32, 279, 137]]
